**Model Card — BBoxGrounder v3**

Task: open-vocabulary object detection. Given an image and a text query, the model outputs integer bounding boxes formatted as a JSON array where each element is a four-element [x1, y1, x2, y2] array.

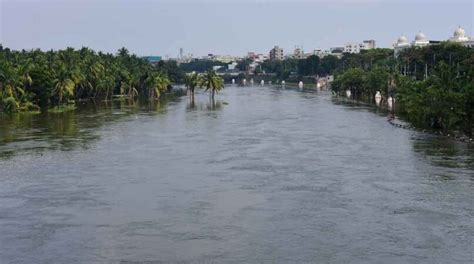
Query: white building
[[212, 65, 224, 71], [360, 40, 376, 50], [449, 26, 469, 42], [448, 26, 474, 48], [393, 31, 430, 57], [213, 55, 238, 63], [393, 35, 411, 57], [228, 62, 238, 70], [344, 40, 376, 54], [255, 54, 268, 63], [394, 27, 473, 57], [412, 31, 430, 47], [312, 49, 331, 58], [344, 43, 360, 54]]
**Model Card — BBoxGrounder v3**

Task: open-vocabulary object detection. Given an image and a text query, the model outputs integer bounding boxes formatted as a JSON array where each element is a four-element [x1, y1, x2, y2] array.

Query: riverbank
[[333, 95, 474, 144]]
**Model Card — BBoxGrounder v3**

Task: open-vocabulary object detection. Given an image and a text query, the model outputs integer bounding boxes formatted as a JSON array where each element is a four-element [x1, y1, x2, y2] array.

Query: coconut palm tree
[[184, 72, 199, 96], [52, 63, 76, 105], [145, 72, 170, 99], [0, 61, 22, 98], [199, 70, 224, 100]]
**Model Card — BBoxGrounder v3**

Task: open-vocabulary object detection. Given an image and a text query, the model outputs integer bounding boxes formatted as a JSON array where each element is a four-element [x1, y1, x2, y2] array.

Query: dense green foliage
[[179, 59, 227, 73], [330, 43, 474, 136], [260, 58, 298, 79], [257, 54, 343, 80], [0, 46, 172, 113], [156, 60, 185, 83]]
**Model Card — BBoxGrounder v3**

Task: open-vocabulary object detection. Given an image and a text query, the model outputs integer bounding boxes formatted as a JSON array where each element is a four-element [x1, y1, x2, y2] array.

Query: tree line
[[330, 43, 474, 136], [0, 46, 174, 113]]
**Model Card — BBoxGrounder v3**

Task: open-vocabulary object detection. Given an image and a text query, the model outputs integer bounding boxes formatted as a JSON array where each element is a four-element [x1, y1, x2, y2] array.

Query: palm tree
[[117, 47, 129, 58], [199, 70, 224, 100], [52, 63, 76, 105], [145, 72, 170, 99], [184, 72, 199, 96], [17, 59, 33, 90], [0, 61, 22, 98], [125, 74, 139, 98]]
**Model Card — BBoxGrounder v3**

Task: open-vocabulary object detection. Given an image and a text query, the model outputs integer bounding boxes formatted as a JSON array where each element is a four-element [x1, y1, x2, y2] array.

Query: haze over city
[[1, 0, 472, 57]]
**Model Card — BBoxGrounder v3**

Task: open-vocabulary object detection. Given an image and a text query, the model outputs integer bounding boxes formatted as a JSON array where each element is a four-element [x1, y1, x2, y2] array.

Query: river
[[1, 85, 473, 263]]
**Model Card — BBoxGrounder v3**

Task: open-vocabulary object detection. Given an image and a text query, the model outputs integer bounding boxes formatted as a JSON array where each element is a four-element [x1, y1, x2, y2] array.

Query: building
[[344, 43, 360, 54], [255, 54, 268, 63], [393, 26, 474, 57], [412, 31, 430, 47], [143, 56, 162, 64], [393, 35, 410, 57], [269, 46, 284, 60], [448, 26, 474, 48], [247, 52, 256, 60], [449, 26, 469, 42], [344, 40, 376, 54], [228, 62, 238, 70], [361, 40, 376, 50], [330, 47, 345, 58], [463, 39, 474, 48], [212, 65, 224, 71], [312, 49, 330, 58], [393, 27, 474, 57], [212, 55, 237, 63], [393, 31, 430, 57], [293, 47, 305, 59]]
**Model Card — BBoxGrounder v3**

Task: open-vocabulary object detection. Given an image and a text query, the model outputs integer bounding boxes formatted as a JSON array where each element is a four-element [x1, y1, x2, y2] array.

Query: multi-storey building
[[269, 46, 284, 60], [293, 47, 305, 59]]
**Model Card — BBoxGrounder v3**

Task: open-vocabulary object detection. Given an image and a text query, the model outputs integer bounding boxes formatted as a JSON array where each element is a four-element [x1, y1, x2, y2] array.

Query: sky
[[1, 0, 473, 57]]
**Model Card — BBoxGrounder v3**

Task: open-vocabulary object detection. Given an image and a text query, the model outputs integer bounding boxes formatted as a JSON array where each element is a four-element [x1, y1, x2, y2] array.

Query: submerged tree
[[199, 70, 224, 100], [184, 72, 199, 96], [145, 71, 170, 99]]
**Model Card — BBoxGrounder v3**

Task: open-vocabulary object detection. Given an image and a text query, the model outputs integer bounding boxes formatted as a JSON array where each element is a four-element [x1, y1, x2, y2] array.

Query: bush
[[2, 97, 19, 113]]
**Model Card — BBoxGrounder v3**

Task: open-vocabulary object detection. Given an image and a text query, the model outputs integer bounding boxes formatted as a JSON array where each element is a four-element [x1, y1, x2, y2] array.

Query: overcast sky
[[1, 0, 473, 57]]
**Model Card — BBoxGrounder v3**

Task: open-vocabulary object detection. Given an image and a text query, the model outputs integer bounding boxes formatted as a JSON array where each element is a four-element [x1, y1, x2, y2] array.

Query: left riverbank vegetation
[[0, 46, 175, 114]]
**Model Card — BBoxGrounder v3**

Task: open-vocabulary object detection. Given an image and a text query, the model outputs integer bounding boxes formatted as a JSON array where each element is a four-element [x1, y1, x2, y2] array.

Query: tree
[[297, 55, 320, 76], [184, 72, 199, 96], [338, 68, 366, 99], [145, 71, 170, 99], [364, 68, 389, 99], [52, 63, 76, 105], [199, 70, 224, 99], [0, 45, 177, 112], [236, 59, 252, 72]]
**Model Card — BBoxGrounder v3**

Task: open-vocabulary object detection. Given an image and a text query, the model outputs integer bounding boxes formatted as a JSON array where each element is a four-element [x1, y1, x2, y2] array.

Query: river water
[[0, 85, 473, 263]]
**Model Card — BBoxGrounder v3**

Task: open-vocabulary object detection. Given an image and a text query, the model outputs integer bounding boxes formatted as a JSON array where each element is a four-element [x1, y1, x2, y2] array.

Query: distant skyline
[[1, 0, 473, 57]]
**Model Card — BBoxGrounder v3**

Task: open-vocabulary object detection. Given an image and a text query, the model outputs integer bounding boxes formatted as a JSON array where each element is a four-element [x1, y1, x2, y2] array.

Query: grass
[[48, 104, 76, 113]]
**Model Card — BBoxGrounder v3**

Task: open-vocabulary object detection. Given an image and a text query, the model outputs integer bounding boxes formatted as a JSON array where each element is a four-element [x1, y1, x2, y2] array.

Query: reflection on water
[[0, 98, 175, 158], [412, 135, 474, 171], [330, 96, 397, 119], [0, 86, 473, 263], [332, 96, 474, 172]]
